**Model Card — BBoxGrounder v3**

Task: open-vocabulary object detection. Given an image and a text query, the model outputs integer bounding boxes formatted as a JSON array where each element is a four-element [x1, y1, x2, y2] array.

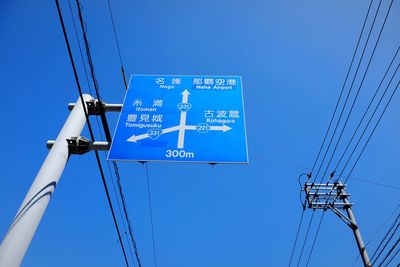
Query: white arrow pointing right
[[209, 125, 232, 132]]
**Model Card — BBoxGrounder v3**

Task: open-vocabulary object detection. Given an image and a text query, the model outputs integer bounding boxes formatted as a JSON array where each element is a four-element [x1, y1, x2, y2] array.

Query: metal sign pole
[[0, 94, 93, 267]]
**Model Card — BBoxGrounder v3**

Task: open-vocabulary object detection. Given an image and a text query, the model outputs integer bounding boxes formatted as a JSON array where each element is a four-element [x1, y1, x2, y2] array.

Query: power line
[[311, 0, 383, 185], [112, 162, 143, 267], [288, 209, 305, 267], [366, 204, 400, 248], [67, 0, 93, 95], [320, 0, 394, 185], [106, 161, 136, 264], [308, 0, 389, 216], [352, 204, 400, 266], [315, 47, 400, 210], [74, 2, 143, 266], [67, 0, 137, 263], [145, 163, 158, 267], [252, 156, 400, 190], [327, 76, 400, 223], [337, 58, 400, 182], [310, 0, 374, 175], [343, 76, 400, 185], [54, 0, 130, 265], [316, 0, 397, 210], [334, 45, 400, 172], [296, 210, 315, 267], [102, 4, 145, 261], [106, 0, 128, 89], [349, 177, 400, 191], [370, 214, 400, 265], [305, 211, 325, 267], [67, 1, 138, 263], [100, 4, 145, 261], [383, 244, 400, 266], [377, 236, 400, 266], [75, 0, 112, 142]]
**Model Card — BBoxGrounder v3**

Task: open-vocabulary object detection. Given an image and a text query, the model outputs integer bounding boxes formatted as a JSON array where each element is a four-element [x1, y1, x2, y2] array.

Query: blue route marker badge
[[108, 74, 248, 163]]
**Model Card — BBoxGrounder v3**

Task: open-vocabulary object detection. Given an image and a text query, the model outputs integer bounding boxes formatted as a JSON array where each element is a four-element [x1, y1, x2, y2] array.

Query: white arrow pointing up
[[181, 89, 190, 104]]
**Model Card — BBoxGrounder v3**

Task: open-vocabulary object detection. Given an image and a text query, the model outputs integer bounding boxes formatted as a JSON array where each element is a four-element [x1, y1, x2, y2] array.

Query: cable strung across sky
[[294, 0, 399, 265]]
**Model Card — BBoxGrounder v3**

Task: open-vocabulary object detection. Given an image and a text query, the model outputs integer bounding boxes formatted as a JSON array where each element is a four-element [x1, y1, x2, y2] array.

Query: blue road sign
[[108, 75, 248, 163]]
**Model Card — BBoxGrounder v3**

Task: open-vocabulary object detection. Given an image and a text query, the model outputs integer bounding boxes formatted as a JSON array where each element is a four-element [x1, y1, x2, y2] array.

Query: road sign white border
[[107, 74, 249, 164]]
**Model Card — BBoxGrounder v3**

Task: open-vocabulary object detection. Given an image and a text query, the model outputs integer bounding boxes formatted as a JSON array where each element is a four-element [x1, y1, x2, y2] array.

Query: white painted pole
[[0, 94, 93, 267]]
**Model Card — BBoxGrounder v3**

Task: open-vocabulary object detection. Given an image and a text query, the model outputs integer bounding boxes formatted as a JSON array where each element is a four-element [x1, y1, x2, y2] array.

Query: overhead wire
[[288, 209, 305, 267], [54, 0, 130, 265], [105, 0, 160, 265], [352, 204, 400, 266], [305, 211, 326, 267], [366, 204, 400, 249], [106, 162, 136, 263], [75, 0, 113, 142], [370, 213, 400, 265], [301, 1, 396, 264], [296, 210, 315, 267], [308, 1, 387, 223], [311, 0, 382, 185], [349, 177, 400, 191], [333, 45, 400, 172], [67, 0, 94, 95], [145, 163, 158, 267], [320, 0, 394, 185], [106, 0, 128, 89], [309, 0, 374, 175], [337, 58, 400, 183], [310, 0, 395, 212], [74, 1, 143, 266], [105, 1, 160, 266], [252, 156, 400, 190], [342, 76, 400, 185], [323, 72, 400, 264], [67, 0, 136, 263], [377, 236, 400, 266], [327, 46, 400, 209], [113, 162, 143, 267], [383, 244, 400, 266]]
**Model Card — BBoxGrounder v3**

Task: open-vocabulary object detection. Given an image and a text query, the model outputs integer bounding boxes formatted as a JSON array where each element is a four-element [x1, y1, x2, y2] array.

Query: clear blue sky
[[1, 1, 399, 266]]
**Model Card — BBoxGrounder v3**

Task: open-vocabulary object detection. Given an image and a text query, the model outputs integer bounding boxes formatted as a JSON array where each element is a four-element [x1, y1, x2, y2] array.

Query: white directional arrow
[[127, 133, 149, 142], [184, 125, 232, 132], [127, 126, 181, 142], [181, 89, 190, 104], [209, 125, 232, 132], [177, 89, 190, 149], [127, 124, 233, 142], [126, 87, 233, 147]]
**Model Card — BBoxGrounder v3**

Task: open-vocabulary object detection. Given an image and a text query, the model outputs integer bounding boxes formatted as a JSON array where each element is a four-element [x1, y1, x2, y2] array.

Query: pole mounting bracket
[[68, 100, 122, 114], [46, 137, 111, 154], [66, 136, 91, 155]]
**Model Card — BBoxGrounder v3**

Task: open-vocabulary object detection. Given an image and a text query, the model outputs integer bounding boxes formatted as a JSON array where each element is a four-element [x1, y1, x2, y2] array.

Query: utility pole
[[0, 95, 94, 267], [302, 180, 371, 267]]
